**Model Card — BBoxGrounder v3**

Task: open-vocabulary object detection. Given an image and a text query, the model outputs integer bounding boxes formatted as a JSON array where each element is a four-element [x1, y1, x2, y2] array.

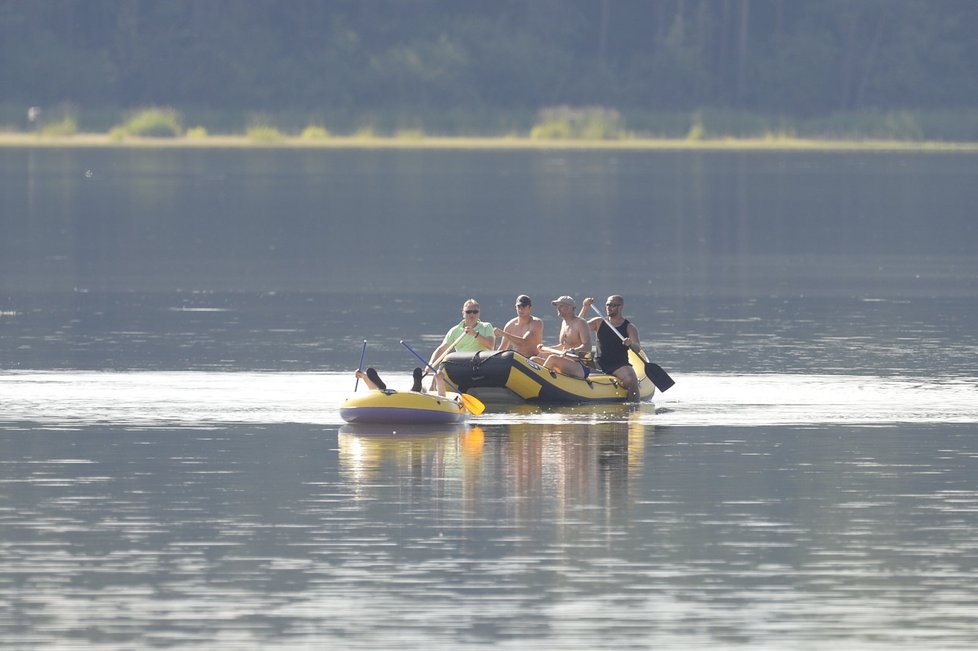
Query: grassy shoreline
[[2, 131, 977, 152]]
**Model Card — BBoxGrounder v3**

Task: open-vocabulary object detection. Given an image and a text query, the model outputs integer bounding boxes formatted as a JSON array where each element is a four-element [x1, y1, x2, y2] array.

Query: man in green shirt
[[429, 298, 495, 362], [426, 299, 495, 394]]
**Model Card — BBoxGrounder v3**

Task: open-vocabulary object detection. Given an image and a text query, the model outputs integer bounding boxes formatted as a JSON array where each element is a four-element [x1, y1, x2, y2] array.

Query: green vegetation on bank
[[4, 2, 977, 120], [4, 135, 977, 154], [2, 1, 976, 154], [4, 105, 978, 149], [109, 107, 183, 139]]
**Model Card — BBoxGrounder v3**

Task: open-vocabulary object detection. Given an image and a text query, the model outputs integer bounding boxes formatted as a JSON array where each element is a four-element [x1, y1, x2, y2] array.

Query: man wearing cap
[[494, 295, 544, 358], [531, 296, 592, 379]]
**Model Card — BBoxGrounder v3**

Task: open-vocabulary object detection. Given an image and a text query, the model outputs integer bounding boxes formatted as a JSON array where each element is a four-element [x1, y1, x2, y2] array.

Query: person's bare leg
[[366, 367, 387, 391]]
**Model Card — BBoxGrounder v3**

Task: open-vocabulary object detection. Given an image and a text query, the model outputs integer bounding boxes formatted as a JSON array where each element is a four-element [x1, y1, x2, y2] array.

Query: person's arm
[[494, 329, 510, 350], [355, 370, 379, 391], [537, 344, 566, 357], [495, 319, 542, 351], [494, 320, 514, 350], [428, 342, 449, 367], [623, 322, 641, 352], [567, 319, 592, 355], [578, 297, 595, 320], [581, 319, 593, 353], [428, 326, 460, 366], [554, 320, 589, 357], [526, 319, 544, 352], [469, 322, 495, 349]]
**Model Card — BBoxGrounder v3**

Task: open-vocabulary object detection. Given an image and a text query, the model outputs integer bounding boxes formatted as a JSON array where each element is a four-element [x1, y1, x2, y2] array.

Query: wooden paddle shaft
[[590, 304, 675, 391], [429, 329, 471, 370], [589, 304, 635, 348]]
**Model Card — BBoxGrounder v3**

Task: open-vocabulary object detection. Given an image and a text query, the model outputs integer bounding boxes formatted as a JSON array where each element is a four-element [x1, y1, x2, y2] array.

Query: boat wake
[[0, 371, 975, 429]]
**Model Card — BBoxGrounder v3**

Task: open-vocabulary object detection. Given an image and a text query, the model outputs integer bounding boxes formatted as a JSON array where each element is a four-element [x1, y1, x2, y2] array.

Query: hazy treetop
[[2, 0, 976, 116]]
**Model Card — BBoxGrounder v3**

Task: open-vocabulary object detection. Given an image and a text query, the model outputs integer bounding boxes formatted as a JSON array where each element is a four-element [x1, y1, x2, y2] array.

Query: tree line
[[2, 0, 977, 135]]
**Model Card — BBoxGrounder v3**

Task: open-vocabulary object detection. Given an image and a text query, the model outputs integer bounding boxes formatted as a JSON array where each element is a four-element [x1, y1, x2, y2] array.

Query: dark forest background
[[3, 0, 978, 138]]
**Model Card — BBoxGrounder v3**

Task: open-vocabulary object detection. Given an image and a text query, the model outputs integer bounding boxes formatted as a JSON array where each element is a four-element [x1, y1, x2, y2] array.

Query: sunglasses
[[465, 309, 480, 314], [606, 303, 621, 307]]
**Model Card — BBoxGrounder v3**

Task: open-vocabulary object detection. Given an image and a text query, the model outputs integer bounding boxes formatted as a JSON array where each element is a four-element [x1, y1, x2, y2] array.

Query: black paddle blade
[[645, 361, 675, 392]]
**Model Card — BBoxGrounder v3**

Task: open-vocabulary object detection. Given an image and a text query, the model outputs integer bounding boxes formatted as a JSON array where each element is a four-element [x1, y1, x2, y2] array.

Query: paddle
[[400, 339, 486, 416], [417, 329, 470, 393], [429, 329, 469, 371], [353, 339, 367, 391], [537, 344, 584, 358], [589, 304, 675, 392]]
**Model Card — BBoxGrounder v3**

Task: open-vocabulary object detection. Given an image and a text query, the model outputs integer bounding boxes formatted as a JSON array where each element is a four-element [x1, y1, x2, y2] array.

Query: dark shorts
[[599, 360, 631, 375]]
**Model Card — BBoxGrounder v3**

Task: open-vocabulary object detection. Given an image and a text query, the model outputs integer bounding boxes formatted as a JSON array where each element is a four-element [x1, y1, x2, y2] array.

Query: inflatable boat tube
[[440, 349, 655, 404], [339, 390, 467, 424]]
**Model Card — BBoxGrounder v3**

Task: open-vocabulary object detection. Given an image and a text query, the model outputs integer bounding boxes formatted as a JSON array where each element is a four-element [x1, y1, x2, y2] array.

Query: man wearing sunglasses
[[427, 298, 496, 370], [580, 295, 642, 401]]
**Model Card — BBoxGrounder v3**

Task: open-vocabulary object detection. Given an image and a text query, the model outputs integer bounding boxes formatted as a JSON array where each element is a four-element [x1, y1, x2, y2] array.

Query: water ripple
[[2, 370, 975, 429]]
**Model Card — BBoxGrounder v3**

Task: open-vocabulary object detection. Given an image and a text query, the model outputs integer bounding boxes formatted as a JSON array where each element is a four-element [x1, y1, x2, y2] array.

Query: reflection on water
[[2, 421, 978, 649], [1, 370, 977, 430], [338, 423, 474, 493], [338, 418, 649, 515], [3, 149, 978, 647]]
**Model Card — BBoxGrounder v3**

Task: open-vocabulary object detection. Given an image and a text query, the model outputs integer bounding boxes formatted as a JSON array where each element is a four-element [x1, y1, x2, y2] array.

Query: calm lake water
[[1, 147, 977, 649]]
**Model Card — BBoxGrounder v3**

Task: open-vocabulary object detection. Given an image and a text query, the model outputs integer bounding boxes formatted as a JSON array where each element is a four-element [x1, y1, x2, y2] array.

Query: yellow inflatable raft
[[440, 349, 655, 404], [339, 389, 467, 424]]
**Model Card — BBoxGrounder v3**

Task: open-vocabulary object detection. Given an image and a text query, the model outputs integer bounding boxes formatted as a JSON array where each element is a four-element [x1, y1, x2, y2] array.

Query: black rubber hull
[[441, 350, 654, 404]]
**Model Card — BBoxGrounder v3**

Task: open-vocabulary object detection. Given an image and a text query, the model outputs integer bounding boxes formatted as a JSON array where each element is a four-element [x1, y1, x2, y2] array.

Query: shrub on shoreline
[[41, 116, 78, 137], [531, 106, 624, 140], [246, 125, 286, 142], [300, 125, 330, 140], [114, 107, 183, 138], [2, 105, 977, 146]]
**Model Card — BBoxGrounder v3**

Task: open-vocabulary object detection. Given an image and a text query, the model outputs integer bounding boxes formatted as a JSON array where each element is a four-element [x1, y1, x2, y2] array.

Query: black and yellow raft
[[440, 349, 655, 404]]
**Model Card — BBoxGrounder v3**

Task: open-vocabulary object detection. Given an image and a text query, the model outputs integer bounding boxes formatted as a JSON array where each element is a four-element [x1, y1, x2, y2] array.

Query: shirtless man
[[580, 295, 642, 401], [494, 294, 544, 358], [531, 295, 592, 379]]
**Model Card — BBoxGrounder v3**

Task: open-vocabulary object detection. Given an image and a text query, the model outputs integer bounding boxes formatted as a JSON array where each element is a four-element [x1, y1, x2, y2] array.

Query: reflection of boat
[[338, 422, 468, 438], [339, 390, 467, 424], [440, 349, 655, 404], [338, 424, 484, 486], [502, 401, 643, 418]]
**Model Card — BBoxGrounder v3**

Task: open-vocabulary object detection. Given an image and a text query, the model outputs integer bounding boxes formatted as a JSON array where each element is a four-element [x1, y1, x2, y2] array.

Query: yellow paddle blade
[[460, 392, 486, 415]]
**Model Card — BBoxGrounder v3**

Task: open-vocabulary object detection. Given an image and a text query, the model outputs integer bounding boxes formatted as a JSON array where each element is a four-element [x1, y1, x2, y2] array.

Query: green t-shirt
[[443, 321, 494, 352]]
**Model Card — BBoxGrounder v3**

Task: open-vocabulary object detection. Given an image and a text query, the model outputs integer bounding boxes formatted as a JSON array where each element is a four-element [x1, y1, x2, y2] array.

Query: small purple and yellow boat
[[339, 390, 467, 425]]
